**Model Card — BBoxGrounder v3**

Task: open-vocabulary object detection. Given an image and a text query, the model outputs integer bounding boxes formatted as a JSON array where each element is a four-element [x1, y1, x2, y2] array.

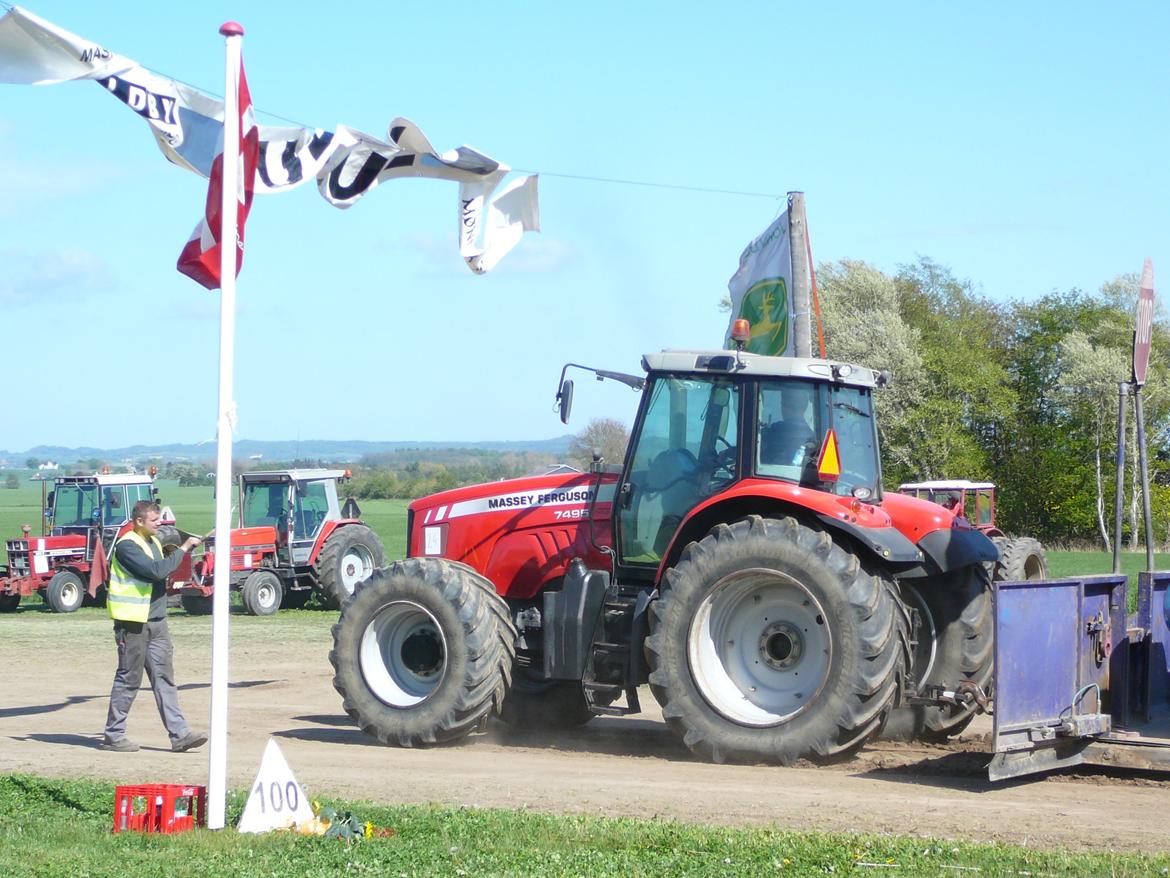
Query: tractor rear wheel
[[280, 588, 312, 610], [45, 570, 85, 614], [882, 564, 994, 742], [646, 515, 907, 765], [995, 537, 1048, 582], [0, 593, 20, 613], [316, 525, 384, 610], [181, 593, 213, 615], [330, 558, 516, 747], [241, 570, 283, 616]]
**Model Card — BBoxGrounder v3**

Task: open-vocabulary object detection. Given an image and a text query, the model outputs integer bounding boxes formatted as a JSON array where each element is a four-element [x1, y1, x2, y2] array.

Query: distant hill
[[0, 436, 574, 466]]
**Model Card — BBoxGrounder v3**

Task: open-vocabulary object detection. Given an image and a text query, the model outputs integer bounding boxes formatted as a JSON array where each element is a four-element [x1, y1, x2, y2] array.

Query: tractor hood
[[881, 491, 998, 576], [407, 470, 618, 600]]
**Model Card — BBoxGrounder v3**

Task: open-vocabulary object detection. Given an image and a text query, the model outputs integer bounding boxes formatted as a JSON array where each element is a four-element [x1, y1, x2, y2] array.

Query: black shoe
[[171, 731, 208, 752], [101, 737, 140, 752]]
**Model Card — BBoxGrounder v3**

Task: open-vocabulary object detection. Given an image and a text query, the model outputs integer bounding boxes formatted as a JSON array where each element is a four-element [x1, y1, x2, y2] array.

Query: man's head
[[131, 500, 163, 535]]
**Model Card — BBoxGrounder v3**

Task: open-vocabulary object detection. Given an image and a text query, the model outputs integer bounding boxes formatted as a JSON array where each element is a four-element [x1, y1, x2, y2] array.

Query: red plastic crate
[[113, 784, 206, 834]]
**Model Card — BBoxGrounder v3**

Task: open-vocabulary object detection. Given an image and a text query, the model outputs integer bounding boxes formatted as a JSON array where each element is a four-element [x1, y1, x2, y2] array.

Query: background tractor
[[331, 347, 998, 763], [897, 479, 1048, 581], [177, 468, 384, 616], [0, 472, 173, 613]]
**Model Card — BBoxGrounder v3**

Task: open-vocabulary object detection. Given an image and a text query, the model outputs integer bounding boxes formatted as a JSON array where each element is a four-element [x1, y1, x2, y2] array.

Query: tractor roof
[[642, 350, 883, 389], [240, 469, 348, 482], [899, 480, 996, 490], [55, 473, 154, 486]]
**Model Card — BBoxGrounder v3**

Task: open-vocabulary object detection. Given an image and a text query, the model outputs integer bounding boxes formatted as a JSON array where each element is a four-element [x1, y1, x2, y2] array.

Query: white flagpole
[[208, 20, 244, 831]]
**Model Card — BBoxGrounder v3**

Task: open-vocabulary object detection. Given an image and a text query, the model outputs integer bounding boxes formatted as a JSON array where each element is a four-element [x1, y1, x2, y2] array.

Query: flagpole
[[787, 191, 812, 358], [208, 20, 243, 832]]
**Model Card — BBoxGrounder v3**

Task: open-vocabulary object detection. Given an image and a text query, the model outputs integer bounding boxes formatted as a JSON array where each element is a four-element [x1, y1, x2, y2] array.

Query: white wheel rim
[[360, 600, 446, 707], [688, 567, 832, 727], [60, 579, 80, 609], [340, 545, 375, 594], [256, 578, 278, 610]]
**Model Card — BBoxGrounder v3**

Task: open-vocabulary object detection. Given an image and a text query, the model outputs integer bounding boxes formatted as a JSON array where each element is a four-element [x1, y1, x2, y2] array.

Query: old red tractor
[[331, 347, 998, 762], [176, 468, 384, 616], [897, 480, 1048, 581], [0, 472, 174, 613]]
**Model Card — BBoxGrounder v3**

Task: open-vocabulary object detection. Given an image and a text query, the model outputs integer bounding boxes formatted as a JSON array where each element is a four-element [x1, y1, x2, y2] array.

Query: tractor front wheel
[[241, 570, 283, 616], [882, 564, 994, 742], [646, 515, 907, 765], [330, 558, 515, 747], [45, 570, 85, 614], [316, 525, 385, 609]]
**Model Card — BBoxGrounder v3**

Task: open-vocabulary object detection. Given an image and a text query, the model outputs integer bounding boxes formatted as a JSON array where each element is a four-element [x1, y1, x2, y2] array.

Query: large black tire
[[0, 593, 20, 613], [330, 557, 516, 747], [315, 525, 385, 610], [156, 525, 183, 557], [241, 570, 283, 616], [499, 676, 595, 729], [181, 593, 213, 615], [45, 570, 85, 614], [645, 515, 907, 765], [995, 537, 1048, 582], [882, 564, 994, 742]]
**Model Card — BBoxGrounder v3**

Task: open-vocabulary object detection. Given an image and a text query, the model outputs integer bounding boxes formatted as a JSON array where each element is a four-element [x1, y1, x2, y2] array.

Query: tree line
[[819, 256, 1168, 548]]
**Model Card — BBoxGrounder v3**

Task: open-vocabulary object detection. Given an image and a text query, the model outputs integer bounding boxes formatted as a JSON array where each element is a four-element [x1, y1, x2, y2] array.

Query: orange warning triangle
[[816, 429, 841, 482]]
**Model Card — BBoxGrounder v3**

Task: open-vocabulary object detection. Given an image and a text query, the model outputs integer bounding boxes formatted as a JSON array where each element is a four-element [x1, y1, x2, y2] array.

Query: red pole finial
[[219, 21, 244, 36]]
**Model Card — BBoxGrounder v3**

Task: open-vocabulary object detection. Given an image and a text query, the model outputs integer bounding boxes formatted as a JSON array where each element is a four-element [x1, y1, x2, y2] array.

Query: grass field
[[0, 775, 1165, 878]]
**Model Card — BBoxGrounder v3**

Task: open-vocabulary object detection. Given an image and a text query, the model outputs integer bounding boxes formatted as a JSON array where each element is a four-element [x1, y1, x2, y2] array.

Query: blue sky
[[1, 1, 1167, 452]]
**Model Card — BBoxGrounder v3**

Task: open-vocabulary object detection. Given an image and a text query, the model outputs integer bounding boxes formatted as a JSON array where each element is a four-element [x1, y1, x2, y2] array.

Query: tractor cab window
[[294, 481, 330, 539], [619, 376, 740, 566], [975, 489, 994, 526], [755, 380, 880, 498], [241, 481, 290, 529], [52, 484, 98, 529], [101, 486, 127, 525]]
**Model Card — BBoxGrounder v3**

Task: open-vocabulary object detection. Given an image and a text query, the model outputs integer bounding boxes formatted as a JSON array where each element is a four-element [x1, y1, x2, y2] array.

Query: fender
[[658, 479, 923, 578], [898, 527, 999, 578]]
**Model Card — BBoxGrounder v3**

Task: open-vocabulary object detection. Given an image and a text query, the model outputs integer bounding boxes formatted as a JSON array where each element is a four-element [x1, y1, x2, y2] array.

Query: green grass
[[0, 775, 1165, 878]]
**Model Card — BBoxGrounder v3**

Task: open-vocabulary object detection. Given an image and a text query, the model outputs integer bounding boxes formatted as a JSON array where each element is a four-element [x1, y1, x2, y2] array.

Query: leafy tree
[[4, 474, 18, 490], [567, 418, 629, 470], [25, 457, 39, 470]]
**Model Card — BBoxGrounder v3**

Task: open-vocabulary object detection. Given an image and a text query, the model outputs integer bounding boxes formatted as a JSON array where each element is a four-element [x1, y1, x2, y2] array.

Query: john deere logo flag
[[725, 212, 795, 356]]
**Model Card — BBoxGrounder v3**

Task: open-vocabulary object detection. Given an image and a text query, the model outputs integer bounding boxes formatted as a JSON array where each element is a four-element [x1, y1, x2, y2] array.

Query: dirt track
[[2, 606, 1169, 854]]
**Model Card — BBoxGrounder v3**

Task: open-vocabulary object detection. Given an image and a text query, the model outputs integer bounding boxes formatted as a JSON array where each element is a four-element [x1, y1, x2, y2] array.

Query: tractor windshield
[[241, 481, 290, 529], [52, 484, 98, 528], [755, 379, 880, 498], [619, 376, 740, 565]]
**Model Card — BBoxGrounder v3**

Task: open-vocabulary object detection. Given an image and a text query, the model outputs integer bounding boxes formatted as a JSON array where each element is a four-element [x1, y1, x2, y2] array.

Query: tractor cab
[[560, 350, 887, 572], [238, 469, 350, 565], [48, 473, 158, 547]]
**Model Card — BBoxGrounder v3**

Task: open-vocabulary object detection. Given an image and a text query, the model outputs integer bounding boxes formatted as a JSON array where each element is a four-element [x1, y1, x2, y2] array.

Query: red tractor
[[897, 480, 1048, 581], [331, 348, 999, 763], [0, 472, 176, 613], [176, 468, 384, 616]]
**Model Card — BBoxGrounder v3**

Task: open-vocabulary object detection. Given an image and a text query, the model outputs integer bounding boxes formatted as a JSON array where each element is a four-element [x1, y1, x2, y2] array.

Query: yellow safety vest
[[107, 530, 163, 623]]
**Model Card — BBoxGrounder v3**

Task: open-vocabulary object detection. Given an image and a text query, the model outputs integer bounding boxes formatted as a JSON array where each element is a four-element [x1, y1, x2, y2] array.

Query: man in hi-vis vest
[[102, 500, 206, 752]]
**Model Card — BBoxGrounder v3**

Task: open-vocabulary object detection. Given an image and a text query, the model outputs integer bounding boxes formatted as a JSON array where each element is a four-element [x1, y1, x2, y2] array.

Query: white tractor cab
[[898, 479, 1048, 581], [181, 468, 384, 615]]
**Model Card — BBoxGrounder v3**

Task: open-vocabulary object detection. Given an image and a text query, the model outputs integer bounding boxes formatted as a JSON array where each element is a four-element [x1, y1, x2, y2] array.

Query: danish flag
[[176, 52, 258, 289]]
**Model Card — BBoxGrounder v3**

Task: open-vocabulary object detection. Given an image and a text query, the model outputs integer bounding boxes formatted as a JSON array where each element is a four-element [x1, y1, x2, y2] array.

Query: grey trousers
[[104, 619, 191, 744]]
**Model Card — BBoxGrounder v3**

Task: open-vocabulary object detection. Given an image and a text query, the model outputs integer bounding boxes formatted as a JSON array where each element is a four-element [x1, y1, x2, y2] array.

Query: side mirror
[[557, 379, 574, 425]]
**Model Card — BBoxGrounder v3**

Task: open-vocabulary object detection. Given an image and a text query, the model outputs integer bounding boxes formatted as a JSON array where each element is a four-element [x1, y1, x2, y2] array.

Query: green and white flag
[[725, 212, 795, 356]]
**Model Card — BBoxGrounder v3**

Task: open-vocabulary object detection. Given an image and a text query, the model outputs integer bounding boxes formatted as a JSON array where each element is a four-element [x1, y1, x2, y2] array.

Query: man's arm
[[113, 538, 188, 583]]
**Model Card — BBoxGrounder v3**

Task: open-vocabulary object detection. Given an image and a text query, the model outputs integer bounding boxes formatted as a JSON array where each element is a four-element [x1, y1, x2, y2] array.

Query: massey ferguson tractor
[[897, 480, 1048, 581], [330, 346, 999, 763], [0, 472, 164, 613], [177, 468, 384, 616]]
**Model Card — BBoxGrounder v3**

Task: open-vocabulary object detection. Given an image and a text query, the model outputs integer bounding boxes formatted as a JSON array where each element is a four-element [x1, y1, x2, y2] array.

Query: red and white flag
[[176, 54, 259, 289]]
